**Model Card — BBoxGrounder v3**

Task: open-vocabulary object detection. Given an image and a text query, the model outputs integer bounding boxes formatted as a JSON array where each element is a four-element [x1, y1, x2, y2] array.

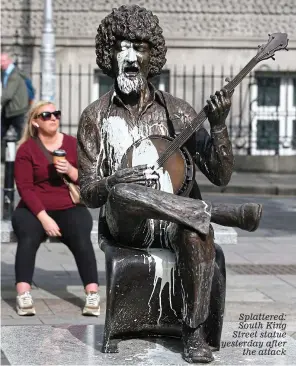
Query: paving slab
[[1, 349, 10, 365], [257, 243, 296, 254], [38, 315, 106, 325], [212, 224, 237, 245], [226, 289, 274, 303], [225, 242, 268, 253], [285, 321, 296, 333], [223, 252, 253, 264], [1, 317, 44, 326], [259, 288, 296, 303], [1, 322, 296, 365], [239, 253, 296, 265], [226, 275, 289, 289], [265, 237, 296, 245], [277, 275, 296, 288]]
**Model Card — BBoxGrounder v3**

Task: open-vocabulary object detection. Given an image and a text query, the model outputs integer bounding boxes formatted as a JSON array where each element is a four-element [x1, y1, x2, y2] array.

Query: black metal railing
[[19, 63, 296, 156]]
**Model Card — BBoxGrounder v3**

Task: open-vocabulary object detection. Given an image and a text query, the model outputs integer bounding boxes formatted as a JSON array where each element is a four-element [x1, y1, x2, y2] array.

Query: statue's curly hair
[[95, 5, 167, 78]]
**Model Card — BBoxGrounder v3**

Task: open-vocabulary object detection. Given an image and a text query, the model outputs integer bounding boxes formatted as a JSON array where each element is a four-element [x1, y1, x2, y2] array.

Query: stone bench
[[1, 220, 237, 245]]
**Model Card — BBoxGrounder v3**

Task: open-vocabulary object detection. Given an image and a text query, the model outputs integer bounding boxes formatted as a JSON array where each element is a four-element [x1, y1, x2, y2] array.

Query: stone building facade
[[1, 0, 296, 158]]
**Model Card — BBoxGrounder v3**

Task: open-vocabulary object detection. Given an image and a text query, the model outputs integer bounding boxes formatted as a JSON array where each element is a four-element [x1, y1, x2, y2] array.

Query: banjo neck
[[155, 33, 288, 170]]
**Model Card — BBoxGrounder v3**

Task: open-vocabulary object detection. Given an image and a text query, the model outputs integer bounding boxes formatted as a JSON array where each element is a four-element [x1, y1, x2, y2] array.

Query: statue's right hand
[[106, 164, 159, 190]]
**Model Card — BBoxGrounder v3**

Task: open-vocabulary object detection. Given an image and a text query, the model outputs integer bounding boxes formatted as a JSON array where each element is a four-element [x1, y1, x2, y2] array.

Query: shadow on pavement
[[1, 261, 106, 313]]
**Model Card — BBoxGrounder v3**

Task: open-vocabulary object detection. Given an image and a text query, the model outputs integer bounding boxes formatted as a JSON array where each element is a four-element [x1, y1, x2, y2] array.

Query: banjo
[[121, 33, 289, 196]]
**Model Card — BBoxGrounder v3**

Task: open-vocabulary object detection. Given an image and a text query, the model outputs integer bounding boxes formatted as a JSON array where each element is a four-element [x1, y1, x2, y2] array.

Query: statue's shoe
[[182, 324, 214, 363], [239, 203, 263, 232], [183, 345, 214, 363], [211, 202, 263, 232]]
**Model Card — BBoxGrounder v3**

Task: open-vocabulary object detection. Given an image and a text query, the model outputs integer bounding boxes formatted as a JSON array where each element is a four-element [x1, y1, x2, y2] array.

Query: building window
[[98, 73, 113, 97], [256, 120, 279, 150], [292, 120, 296, 150], [257, 77, 280, 107], [149, 70, 170, 92], [293, 79, 296, 107], [251, 71, 296, 155]]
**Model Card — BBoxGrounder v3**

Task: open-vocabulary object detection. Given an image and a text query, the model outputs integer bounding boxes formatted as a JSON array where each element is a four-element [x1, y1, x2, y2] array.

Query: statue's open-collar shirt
[[77, 84, 234, 208]]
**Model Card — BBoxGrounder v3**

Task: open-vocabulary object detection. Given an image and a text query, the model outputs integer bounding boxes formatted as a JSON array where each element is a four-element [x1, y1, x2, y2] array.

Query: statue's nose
[[127, 47, 137, 63]]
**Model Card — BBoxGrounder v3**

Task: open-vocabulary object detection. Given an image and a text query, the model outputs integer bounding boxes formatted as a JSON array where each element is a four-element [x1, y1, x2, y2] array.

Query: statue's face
[[113, 39, 151, 95]]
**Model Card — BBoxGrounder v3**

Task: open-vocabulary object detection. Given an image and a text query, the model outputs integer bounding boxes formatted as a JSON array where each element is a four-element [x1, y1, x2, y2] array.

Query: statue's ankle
[[182, 323, 214, 363]]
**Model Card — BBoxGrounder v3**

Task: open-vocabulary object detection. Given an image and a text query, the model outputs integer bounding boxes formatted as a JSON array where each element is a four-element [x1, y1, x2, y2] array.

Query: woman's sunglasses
[[36, 110, 61, 121]]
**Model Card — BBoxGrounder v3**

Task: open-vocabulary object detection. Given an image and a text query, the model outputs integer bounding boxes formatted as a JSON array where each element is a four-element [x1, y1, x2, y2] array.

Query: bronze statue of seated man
[[77, 5, 262, 363]]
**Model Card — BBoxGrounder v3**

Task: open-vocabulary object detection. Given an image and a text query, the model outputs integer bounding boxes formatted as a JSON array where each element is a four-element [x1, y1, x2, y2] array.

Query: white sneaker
[[82, 291, 100, 316], [16, 291, 36, 316]]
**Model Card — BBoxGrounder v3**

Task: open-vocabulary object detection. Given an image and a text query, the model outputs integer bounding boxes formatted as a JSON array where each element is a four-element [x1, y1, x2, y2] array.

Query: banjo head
[[121, 135, 194, 196]]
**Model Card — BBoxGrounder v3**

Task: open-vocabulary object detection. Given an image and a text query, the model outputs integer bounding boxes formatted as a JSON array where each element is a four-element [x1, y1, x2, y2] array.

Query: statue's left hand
[[206, 88, 232, 128]]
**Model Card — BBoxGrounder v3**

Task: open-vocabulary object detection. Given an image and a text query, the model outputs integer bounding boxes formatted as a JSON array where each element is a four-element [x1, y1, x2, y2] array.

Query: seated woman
[[12, 100, 100, 316]]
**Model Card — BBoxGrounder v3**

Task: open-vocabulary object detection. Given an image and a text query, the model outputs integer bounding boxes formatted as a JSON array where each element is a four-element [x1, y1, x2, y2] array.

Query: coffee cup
[[53, 149, 66, 164]]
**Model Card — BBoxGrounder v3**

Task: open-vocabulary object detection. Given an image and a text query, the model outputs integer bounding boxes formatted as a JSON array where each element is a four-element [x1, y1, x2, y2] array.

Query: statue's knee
[[183, 229, 215, 259], [183, 229, 214, 245]]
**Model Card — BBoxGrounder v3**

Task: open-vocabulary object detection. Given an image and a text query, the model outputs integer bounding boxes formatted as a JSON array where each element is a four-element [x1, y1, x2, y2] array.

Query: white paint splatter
[[99, 116, 141, 175], [116, 40, 144, 94], [131, 136, 174, 194], [147, 249, 177, 323], [99, 115, 174, 247], [146, 219, 155, 248], [131, 137, 155, 166], [149, 122, 169, 136], [90, 111, 104, 180], [158, 169, 174, 194], [159, 221, 165, 248], [202, 200, 211, 216], [180, 281, 188, 321], [117, 74, 144, 95]]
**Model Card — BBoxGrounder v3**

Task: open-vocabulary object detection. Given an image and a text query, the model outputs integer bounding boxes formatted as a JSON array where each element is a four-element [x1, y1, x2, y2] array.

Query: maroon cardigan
[[14, 134, 78, 215]]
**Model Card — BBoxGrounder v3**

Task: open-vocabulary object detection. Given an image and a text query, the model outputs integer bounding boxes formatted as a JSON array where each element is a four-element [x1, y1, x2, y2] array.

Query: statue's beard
[[116, 73, 145, 95]]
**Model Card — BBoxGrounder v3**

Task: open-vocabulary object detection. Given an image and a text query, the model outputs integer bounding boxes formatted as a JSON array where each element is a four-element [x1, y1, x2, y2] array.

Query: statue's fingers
[[211, 93, 220, 107], [221, 87, 232, 100], [211, 93, 223, 115], [144, 168, 154, 174], [206, 99, 215, 112], [145, 174, 159, 180], [220, 88, 232, 109], [135, 164, 148, 171], [124, 165, 147, 179], [216, 90, 228, 110], [135, 181, 148, 186], [126, 177, 147, 183]]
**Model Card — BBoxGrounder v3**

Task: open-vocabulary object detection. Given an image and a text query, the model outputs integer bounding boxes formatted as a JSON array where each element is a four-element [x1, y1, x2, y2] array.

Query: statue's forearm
[[191, 125, 234, 186], [77, 107, 109, 208], [80, 177, 110, 208], [208, 125, 234, 186]]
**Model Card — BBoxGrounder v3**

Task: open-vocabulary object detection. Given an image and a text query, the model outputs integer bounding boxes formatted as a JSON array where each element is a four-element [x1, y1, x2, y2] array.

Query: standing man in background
[[1, 53, 30, 141]]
